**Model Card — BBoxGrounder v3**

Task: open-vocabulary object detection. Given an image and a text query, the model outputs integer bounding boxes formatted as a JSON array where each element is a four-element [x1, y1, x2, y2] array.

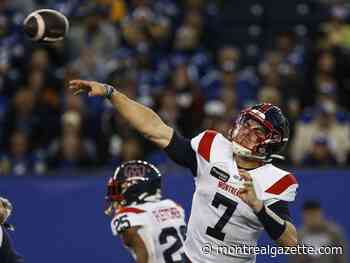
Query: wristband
[[255, 205, 286, 240], [103, 84, 116, 100]]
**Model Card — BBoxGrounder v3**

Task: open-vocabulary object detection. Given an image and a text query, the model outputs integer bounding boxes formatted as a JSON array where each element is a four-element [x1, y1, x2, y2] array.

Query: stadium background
[[0, 0, 349, 262]]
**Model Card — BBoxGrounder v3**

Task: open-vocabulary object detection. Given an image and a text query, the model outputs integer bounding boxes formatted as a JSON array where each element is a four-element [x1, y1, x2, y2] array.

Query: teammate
[[105, 160, 187, 263], [70, 80, 299, 262], [0, 197, 24, 263]]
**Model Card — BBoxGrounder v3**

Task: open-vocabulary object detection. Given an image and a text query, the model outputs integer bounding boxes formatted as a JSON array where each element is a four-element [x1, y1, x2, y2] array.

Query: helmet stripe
[[117, 207, 145, 215], [258, 103, 274, 113]]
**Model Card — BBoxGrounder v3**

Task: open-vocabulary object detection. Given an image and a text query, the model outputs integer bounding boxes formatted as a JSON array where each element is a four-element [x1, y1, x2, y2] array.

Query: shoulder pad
[[251, 164, 298, 202], [191, 130, 217, 162], [111, 207, 146, 235], [191, 130, 231, 162]]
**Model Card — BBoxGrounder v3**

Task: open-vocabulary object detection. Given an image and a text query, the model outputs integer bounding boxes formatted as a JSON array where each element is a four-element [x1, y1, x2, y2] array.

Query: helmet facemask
[[229, 109, 284, 161], [104, 176, 148, 216], [104, 177, 124, 216]]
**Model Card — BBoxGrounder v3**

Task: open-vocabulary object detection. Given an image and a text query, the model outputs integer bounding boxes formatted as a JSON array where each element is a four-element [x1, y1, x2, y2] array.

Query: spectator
[[71, 47, 108, 81], [69, 6, 119, 61], [302, 137, 338, 167], [274, 31, 305, 73], [0, 130, 46, 176], [156, 89, 179, 130], [201, 46, 258, 111], [258, 86, 282, 108], [293, 77, 350, 164], [259, 51, 303, 118], [313, 51, 337, 98], [170, 63, 204, 137], [48, 111, 96, 171], [1, 88, 41, 148], [201, 100, 231, 135], [120, 137, 143, 163], [95, 0, 127, 23], [291, 103, 350, 165], [290, 200, 347, 263], [28, 48, 50, 72], [322, 4, 350, 49]]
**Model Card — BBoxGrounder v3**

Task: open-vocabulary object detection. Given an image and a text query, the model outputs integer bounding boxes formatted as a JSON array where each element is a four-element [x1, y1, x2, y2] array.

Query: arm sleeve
[[164, 131, 197, 175], [268, 200, 292, 222]]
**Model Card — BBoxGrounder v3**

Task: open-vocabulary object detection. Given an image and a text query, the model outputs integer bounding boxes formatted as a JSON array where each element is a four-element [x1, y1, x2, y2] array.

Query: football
[[23, 9, 69, 43]]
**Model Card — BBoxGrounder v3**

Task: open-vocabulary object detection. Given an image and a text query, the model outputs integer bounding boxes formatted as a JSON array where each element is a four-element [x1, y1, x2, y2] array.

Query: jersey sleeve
[[110, 207, 147, 236], [253, 166, 299, 203], [190, 130, 218, 162], [264, 173, 298, 202], [164, 131, 197, 175]]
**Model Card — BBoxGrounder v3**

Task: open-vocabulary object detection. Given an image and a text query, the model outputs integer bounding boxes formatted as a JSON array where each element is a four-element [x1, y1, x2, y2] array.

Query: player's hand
[[238, 169, 263, 213], [69, 79, 107, 97]]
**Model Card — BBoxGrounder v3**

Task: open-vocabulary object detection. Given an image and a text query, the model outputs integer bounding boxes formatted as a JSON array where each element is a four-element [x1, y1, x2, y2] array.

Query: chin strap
[[232, 141, 285, 163]]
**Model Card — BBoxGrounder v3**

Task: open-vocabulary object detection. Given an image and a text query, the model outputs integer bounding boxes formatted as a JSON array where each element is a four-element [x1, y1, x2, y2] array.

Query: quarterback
[[70, 80, 299, 263]]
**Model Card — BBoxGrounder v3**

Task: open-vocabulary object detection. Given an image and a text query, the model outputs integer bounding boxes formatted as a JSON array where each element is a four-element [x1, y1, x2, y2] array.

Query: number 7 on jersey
[[206, 192, 238, 241]]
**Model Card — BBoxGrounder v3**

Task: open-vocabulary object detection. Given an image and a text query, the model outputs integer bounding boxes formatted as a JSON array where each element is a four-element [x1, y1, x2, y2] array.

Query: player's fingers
[[88, 91, 95, 97], [69, 79, 90, 89], [73, 89, 86, 96], [68, 82, 81, 92], [239, 169, 252, 181], [243, 181, 253, 188], [68, 79, 82, 87], [238, 189, 248, 196]]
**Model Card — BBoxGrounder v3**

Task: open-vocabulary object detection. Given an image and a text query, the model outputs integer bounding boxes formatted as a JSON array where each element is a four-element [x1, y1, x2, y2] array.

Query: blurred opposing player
[[71, 80, 299, 263], [105, 160, 187, 263], [0, 197, 24, 263]]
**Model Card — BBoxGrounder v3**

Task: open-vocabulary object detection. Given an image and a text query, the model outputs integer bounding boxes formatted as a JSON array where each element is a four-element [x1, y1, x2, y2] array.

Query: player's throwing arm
[[69, 80, 173, 148]]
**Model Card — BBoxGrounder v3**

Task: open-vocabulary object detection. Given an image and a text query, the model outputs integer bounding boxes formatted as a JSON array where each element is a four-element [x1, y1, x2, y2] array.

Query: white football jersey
[[111, 199, 187, 263], [184, 130, 299, 263]]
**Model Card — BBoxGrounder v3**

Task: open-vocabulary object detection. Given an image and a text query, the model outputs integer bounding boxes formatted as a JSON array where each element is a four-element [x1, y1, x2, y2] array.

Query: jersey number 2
[[206, 192, 238, 241], [159, 225, 186, 263]]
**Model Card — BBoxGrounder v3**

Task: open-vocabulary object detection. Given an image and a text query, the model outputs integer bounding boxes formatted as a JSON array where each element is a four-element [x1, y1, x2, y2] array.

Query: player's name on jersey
[[217, 181, 240, 197], [152, 207, 182, 223]]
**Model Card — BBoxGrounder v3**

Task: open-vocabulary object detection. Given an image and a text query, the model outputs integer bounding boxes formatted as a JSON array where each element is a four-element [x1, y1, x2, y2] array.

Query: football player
[[105, 160, 187, 263], [70, 80, 299, 263], [0, 197, 24, 263]]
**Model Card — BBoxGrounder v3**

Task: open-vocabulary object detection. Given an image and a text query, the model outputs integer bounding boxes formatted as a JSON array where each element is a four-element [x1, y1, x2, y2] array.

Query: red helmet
[[229, 103, 289, 161]]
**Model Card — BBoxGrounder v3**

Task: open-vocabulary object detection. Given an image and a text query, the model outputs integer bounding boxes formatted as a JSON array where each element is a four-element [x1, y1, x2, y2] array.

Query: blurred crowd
[[1, 0, 350, 175]]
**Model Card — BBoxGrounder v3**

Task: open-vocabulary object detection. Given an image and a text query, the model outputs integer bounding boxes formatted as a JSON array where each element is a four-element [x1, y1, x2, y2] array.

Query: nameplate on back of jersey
[[210, 166, 230, 182]]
